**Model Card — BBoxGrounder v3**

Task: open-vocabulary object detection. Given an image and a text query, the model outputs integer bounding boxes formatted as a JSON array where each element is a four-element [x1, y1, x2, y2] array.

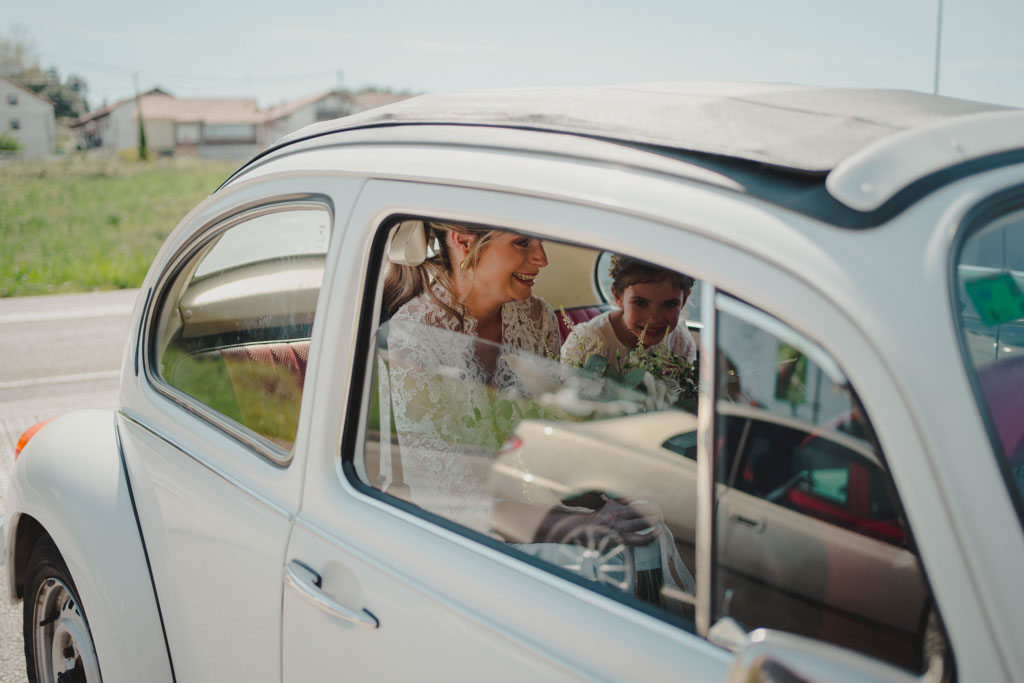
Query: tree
[[137, 111, 149, 160], [0, 23, 37, 78], [1, 23, 89, 117]]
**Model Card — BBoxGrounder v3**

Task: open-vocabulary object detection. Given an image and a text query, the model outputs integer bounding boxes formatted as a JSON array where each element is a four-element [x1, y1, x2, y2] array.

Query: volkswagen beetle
[[3, 83, 1024, 682]]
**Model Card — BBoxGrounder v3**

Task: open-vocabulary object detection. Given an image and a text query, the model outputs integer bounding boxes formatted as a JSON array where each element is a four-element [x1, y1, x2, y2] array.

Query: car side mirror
[[725, 627, 943, 683]]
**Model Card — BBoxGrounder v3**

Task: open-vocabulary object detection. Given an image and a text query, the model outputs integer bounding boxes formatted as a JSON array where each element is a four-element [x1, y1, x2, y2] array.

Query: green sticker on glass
[[964, 272, 1024, 327], [775, 343, 808, 405]]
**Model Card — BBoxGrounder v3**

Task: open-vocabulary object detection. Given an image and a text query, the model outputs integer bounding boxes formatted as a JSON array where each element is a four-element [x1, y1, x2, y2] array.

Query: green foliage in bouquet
[[561, 309, 699, 413]]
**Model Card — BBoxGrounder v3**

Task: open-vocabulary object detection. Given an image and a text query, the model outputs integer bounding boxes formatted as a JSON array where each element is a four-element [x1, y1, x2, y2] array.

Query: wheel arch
[[11, 513, 46, 599], [6, 409, 174, 683]]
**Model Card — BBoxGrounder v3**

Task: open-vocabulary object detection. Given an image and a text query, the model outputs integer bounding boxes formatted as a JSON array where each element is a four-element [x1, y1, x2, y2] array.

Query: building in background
[[71, 88, 264, 159], [70, 88, 411, 159], [0, 76, 56, 159]]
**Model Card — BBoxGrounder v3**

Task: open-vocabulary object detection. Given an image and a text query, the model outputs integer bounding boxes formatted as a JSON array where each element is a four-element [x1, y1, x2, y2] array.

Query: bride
[[383, 221, 559, 532]]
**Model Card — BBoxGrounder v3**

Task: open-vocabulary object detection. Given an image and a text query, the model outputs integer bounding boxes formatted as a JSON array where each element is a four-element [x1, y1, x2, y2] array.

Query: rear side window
[[152, 204, 331, 457], [954, 206, 1024, 527], [713, 296, 946, 672]]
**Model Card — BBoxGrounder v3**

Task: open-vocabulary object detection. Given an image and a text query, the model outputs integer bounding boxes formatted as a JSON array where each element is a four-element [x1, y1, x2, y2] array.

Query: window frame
[[144, 197, 334, 466], [949, 183, 1024, 531]]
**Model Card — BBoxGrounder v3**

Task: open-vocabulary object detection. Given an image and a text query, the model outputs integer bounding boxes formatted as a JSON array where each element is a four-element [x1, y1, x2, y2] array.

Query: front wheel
[[23, 536, 102, 683]]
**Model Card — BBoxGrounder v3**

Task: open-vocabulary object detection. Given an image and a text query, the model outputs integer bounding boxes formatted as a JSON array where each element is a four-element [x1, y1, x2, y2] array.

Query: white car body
[[3, 83, 1023, 682]]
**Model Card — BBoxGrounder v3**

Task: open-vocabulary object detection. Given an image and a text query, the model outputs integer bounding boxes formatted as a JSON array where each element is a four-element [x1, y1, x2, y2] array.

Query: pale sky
[[7, 0, 1024, 110]]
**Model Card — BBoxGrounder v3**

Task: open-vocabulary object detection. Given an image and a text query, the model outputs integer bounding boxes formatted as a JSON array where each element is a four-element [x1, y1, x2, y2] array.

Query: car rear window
[[954, 205, 1024, 529]]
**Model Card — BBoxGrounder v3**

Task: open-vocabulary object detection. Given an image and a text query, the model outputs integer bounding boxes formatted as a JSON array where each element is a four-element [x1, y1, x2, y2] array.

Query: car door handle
[[285, 560, 379, 629], [730, 514, 765, 533]]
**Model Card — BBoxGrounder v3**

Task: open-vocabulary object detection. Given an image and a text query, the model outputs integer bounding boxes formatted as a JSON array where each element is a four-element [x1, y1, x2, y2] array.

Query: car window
[[354, 220, 702, 627], [954, 207, 1024, 530], [152, 204, 331, 457], [348, 219, 948, 672], [713, 295, 946, 673]]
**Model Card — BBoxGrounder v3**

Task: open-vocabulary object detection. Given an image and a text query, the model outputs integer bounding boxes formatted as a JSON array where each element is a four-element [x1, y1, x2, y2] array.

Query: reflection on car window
[[153, 206, 331, 454], [713, 298, 946, 674], [954, 208, 1024, 530], [356, 226, 702, 626]]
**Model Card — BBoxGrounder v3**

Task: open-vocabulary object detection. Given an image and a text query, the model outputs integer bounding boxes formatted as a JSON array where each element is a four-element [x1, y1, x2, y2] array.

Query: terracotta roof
[[72, 90, 262, 127], [263, 90, 343, 121], [139, 93, 263, 124], [350, 91, 412, 111], [68, 88, 414, 130]]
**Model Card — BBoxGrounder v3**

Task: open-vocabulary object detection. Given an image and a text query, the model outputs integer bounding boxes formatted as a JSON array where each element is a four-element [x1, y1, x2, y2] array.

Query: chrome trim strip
[[145, 382, 293, 467], [141, 199, 334, 468], [695, 282, 717, 636], [118, 410, 294, 521]]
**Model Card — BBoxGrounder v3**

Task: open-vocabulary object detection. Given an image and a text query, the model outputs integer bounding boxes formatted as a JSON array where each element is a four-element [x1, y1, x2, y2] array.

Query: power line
[[36, 49, 338, 84], [933, 0, 944, 94]]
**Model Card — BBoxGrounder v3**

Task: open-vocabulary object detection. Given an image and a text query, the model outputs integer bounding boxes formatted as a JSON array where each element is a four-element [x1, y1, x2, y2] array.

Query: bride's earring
[[460, 256, 471, 271]]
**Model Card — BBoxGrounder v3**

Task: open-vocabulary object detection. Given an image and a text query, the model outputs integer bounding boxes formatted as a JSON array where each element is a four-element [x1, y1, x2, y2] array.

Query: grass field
[[0, 154, 239, 297]]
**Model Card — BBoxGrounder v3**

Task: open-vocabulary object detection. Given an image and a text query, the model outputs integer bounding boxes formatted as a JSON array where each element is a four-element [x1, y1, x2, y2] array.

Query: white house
[[71, 88, 265, 159], [0, 76, 56, 159], [261, 90, 411, 146], [261, 90, 354, 146], [71, 88, 412, 159]]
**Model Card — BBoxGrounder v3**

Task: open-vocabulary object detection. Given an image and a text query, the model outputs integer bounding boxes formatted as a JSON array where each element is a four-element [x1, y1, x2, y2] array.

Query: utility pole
[[933, 0, 944, 95], [134, 70, 149, 160]]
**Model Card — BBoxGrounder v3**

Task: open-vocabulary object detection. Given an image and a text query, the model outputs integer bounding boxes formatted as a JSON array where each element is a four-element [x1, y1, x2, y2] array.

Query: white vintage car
[[3, 83, 1023, 683]]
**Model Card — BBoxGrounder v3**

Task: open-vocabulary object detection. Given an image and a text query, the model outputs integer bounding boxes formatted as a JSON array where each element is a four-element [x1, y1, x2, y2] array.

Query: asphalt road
[[0, 289, 137, 683]]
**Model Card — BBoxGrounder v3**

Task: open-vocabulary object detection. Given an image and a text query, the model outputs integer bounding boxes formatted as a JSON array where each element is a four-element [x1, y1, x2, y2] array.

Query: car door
[[282, 179, 731, 681], [118, 179, 361, 682], [282, 170, 965, 680]]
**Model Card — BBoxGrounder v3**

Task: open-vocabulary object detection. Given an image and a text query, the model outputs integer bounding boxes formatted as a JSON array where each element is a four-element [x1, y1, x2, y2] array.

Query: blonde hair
[[383, 221, 498, 326]]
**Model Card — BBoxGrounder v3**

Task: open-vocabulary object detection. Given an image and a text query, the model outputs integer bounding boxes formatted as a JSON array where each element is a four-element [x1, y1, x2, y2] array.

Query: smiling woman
[[380, 220, 559, 530]]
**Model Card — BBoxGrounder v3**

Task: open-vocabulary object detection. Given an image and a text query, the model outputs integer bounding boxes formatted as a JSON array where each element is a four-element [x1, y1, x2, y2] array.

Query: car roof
[[231, 82, 1024, 227], [274, 82, 1006, 173]]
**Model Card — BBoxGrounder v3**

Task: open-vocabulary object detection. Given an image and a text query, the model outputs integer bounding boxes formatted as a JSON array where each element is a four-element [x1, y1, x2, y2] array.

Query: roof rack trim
[[827, 110, 1024, 211]]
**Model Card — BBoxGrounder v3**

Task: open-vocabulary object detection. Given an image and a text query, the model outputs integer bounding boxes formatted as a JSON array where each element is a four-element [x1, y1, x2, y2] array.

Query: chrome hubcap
[[33, 578, 101, 683], [561, 524, 635, 592]]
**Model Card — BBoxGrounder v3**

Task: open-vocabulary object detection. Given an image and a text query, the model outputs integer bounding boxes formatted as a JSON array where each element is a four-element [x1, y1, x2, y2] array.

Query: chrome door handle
[[285, 560, 379, 629]]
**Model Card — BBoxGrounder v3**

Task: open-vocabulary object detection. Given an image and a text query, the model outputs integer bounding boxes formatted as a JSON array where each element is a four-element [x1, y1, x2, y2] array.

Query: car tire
[[23, 536, 102, 683]]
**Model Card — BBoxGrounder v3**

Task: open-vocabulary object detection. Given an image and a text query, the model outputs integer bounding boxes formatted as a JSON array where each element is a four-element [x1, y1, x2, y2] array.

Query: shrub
[[0, 130, 23, 152]]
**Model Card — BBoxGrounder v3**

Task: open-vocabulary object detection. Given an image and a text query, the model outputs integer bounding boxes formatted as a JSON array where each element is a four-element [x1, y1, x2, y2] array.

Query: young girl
[[562, 254, 696, 369]]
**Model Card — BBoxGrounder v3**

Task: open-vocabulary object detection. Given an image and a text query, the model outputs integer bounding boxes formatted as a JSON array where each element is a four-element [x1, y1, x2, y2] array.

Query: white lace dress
[[384, 285, 559, 533]]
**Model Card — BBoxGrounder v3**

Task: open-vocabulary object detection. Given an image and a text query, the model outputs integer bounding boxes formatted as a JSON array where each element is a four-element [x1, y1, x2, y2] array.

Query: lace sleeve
[[386, 310, 497, 534]]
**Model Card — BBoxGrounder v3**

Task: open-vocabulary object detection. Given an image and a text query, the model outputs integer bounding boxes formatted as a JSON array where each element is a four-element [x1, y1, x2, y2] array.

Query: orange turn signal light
[[14, 418, 54, 461]]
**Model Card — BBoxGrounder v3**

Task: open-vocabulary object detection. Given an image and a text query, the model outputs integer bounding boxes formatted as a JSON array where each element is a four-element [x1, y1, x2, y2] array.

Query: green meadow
[[0, 155, 238, 297]]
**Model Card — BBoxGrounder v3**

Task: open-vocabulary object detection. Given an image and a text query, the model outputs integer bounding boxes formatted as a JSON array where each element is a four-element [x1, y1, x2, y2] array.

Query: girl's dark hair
[[608, 254, 694, 297]]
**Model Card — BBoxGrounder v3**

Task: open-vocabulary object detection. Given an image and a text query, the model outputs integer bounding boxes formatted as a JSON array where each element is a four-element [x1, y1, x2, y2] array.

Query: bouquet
[[561, 311, 699, 413]]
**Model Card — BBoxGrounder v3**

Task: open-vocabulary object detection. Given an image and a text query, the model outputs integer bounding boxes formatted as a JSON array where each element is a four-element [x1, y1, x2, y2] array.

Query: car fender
[[4, 409, 174, 683]]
